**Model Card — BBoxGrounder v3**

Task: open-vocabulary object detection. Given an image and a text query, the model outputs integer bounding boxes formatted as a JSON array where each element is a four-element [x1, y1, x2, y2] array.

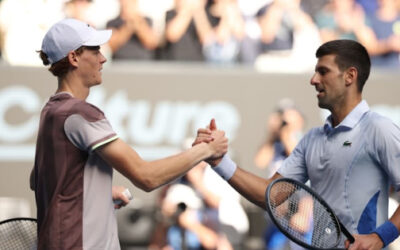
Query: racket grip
[[114, 188, 133, 205]]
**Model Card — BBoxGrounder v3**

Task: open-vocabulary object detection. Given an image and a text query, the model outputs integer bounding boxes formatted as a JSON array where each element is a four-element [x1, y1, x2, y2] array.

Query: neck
[[56, 75, 90, 100], [330, 96, 362, 127]]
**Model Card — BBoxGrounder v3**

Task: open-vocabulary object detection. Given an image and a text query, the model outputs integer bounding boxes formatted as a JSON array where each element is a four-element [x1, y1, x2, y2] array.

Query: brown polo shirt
[[34, 92, 119, 249]]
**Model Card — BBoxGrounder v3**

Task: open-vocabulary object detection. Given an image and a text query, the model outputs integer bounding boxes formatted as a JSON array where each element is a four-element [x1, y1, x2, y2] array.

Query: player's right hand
[[207, 129, 228, 160], [193, 119, 228, 165]]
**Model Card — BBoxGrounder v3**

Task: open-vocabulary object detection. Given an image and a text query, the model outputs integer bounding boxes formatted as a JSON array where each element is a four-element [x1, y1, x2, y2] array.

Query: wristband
[[373, 221, 399, 247], [212, 154, 237, 181]]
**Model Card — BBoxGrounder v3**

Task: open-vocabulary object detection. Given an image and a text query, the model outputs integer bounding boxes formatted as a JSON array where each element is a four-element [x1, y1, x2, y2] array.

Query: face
[[76, 46, 107, 87], [310, 54, 347, 111]]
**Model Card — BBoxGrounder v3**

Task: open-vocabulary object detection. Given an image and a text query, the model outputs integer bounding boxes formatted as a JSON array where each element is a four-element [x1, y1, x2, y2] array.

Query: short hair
[[316, 40, 371, 92], [38, 46, 86, 78]]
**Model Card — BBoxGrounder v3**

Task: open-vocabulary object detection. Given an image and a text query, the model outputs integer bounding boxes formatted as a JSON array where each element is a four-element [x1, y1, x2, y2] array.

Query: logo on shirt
[[343, 140, 352, 147]]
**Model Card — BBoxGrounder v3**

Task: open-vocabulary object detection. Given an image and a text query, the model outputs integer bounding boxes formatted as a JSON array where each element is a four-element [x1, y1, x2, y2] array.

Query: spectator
[[63, 0, 93, 24], [202, 0, 246, 64], [314, 0, 373, 43], [364, 0, 400, 68], [254, 0, 321, 72], [300, 0, 329, 18], [0, 0, 57, 66], [150, 138, 249, 250], [63, 0, 120, 28], [254, 99, 305, 176], [185, 161, 249, 249], [162, 0, 213, 61], [106, 0, 160, 61], [253, 99, 305, 249], [356, 0, 379, 15], [236, 0, 267, 64]]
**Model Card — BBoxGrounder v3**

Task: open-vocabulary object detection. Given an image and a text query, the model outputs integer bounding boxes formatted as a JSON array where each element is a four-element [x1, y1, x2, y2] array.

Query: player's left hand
[[345, 233, 383, 250], [112, 186, 132, 209]]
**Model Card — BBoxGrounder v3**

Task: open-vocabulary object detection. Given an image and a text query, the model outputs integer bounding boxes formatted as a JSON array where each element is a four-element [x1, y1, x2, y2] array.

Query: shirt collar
[[50, 91, 74, 101], [323, 100, 369, 134]]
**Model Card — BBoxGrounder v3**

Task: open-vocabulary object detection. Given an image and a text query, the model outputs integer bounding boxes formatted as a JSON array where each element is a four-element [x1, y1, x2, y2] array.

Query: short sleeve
[[277, 134, 309, 183], [64, 113, 118, 152], [371, 117, 400, 191]]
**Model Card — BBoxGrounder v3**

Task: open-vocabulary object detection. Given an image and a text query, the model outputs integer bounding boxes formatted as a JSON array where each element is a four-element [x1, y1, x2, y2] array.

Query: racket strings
[[0, 219, 37, 250], [269, 182, 341, 248]]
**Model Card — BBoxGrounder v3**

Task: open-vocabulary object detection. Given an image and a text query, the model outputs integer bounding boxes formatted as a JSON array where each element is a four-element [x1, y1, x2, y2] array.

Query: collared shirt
[[278, 100, 400, 237]]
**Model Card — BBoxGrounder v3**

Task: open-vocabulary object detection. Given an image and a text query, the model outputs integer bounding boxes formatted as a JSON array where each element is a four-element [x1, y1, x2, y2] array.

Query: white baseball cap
[[41, 18, 112, 64]]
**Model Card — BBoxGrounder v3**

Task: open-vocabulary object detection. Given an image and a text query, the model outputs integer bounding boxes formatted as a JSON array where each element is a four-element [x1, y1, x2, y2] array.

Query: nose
[[310, 73, 319, 86], [100, 52, 107, 64]]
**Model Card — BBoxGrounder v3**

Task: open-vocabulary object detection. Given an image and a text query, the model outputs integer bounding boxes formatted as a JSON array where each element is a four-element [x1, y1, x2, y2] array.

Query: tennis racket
[[265, 178, 355, 250], [0, 217, 37, 250]]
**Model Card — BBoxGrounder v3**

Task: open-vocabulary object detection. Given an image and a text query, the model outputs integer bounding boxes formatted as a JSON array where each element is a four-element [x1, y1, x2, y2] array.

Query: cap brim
[[83, 30, 112, 46]]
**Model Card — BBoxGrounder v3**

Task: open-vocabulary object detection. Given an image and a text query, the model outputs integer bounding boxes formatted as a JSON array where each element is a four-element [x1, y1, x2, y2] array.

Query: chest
[[305, 128, 368, 182]]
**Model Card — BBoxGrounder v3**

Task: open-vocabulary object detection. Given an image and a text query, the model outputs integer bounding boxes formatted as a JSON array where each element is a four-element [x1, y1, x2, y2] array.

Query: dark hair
[[38, 46, 86, 78], [316, 40, 371, 92]]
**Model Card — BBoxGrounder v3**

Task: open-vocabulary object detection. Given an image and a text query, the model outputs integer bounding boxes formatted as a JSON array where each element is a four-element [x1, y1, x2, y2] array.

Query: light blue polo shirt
[[278, 100, 400, 237]]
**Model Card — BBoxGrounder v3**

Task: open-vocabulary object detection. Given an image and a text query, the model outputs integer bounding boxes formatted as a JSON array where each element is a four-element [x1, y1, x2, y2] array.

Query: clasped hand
[[193, 118, 228, 165]]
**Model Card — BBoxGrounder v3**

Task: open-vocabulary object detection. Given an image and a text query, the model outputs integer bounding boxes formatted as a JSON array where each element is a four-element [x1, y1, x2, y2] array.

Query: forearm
[[389, 205, 400, 232], [107, 24, 135, 52], [140, 143, 213, 190], [193, 183, 221, 209], [354, 26, 383, 55], [259, 7, 284, 43], [228, 167, 279, 209], [226, 7, 245, 39], [98, 139, 213, 192], [366, 204, 400, 248], [166, 11, 193, 42], [132, 15, 159, 49], [254, 144, 274, 169], [280, 134, 297, 156], [193, 9, 213, 44], [184, 222, 218, 249]]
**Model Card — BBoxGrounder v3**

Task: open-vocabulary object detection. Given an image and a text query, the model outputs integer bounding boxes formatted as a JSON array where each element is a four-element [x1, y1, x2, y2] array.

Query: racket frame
[[265, 178, 355, 250], [0, 217, 37, 225]]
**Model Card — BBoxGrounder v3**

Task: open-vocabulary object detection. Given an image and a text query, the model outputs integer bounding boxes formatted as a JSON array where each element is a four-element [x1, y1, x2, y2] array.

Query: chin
[[317, 100, 328, 109], [93, 79, 102, 86], [318, 101, 332, 110]]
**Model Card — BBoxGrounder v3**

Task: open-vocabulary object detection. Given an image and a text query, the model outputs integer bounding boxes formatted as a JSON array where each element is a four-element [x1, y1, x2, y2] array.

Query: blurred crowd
[[0, 0, 400, 71]]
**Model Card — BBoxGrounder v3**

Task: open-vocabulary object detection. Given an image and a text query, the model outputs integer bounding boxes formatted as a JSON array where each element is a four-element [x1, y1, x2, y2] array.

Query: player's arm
[[96, 131, 227, 192], [194, 120, 282, 209], [348, 197, 400, 249], [227, 166, 282, 209]]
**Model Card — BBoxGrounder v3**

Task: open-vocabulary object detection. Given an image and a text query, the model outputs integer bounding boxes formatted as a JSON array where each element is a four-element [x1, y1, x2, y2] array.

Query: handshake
[[192, 118, 229, 166]]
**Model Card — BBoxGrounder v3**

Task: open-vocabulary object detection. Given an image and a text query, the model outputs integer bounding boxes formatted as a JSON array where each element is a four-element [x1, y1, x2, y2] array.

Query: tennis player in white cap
[[31, 18, 228, 249]]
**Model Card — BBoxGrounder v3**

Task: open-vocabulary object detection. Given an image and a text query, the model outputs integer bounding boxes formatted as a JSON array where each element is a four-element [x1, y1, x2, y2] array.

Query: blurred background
[[1, 0, 400, 249]]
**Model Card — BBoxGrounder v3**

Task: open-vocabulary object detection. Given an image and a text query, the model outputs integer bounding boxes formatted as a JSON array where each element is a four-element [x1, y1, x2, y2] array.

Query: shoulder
[[363, 111, 397, 129], [302, 126, 324, 140], [362, 111, 400, 140], [68, 99, 106, 123]]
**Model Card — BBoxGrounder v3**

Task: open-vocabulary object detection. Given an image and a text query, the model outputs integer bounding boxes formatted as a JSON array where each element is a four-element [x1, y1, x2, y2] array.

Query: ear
[[67, 51, 79, 67], [344, 67, 358, 87]]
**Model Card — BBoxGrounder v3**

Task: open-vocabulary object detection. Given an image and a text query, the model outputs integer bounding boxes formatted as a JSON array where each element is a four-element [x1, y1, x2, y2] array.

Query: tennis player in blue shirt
[[195, 39, 400, 249]]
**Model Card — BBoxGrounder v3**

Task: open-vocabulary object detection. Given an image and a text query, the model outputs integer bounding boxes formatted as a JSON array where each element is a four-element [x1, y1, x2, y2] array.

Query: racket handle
[[339, 221, 355, 243], [114, 188, 133, 205]]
